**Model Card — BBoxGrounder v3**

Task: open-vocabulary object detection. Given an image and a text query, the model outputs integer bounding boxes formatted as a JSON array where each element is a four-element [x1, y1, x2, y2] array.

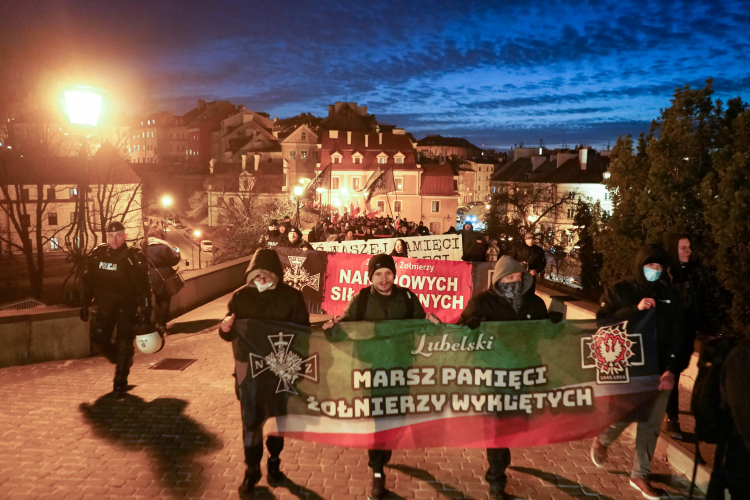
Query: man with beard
[[322, 254, 440, 499], [590, 244, 688, 499], [259, 220, 283, 249], [457, 255, 551, 499], [219, 249, 310, 495], [80, 221, 152, 396]]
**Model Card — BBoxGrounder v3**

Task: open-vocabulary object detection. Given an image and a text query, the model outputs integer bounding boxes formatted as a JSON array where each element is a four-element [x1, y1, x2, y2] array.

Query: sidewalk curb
[[623, 425, 711, 492]]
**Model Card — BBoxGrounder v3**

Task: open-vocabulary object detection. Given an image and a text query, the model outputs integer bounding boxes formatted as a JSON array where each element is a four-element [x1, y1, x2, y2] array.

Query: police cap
[[106, 221, 126, 233]]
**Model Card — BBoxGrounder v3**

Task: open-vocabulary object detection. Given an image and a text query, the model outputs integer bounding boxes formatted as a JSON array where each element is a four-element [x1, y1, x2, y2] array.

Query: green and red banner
[[233, 310, 660, 449]]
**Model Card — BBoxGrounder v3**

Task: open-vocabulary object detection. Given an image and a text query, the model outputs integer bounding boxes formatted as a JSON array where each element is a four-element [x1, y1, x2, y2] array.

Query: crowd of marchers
[[78, 215, 750, 500], [217, 230, 749, 500]]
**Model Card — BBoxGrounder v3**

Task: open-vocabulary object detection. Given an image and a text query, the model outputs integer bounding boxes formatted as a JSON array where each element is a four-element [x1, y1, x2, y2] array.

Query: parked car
[[200, 240, 214, 252], [174, 223, 186, 229]]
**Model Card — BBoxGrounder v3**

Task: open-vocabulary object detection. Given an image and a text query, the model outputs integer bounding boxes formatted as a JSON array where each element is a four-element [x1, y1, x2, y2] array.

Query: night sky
[[2, 0, 749, 149]]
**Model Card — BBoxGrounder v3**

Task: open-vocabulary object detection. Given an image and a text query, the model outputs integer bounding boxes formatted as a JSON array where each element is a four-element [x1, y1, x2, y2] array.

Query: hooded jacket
[[458, 256, 548, 325], [143, 237, 181, 295], [597, 244, 689, 374], [662, 233, 717, 337], [220, 249, 309, 342]]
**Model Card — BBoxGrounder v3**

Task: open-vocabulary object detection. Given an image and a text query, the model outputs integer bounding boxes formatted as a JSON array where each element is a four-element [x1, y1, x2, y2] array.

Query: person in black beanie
[[322, 254, 439, 499], [218, 249, 310, 495]]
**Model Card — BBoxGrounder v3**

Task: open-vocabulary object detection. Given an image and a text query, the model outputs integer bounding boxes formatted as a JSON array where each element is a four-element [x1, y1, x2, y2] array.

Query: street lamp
[[61, 85, 104, 304], [293, 185, 303, 228], [194, 230, 202, 269], [162, 196, 172, 227]]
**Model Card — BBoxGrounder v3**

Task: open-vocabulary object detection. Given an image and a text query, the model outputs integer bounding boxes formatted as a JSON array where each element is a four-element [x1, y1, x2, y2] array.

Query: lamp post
[[293, 185, 303, 228], [162, 196, 172, 228], [194, 230, 202, 269], [62, 85, 104, 303]]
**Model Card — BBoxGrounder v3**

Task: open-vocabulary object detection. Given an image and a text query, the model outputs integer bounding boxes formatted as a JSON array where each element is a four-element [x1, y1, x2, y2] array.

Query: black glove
[[549, 311, 564, 324], [464, 317, 482, 330], [79, 307, 89, 322]]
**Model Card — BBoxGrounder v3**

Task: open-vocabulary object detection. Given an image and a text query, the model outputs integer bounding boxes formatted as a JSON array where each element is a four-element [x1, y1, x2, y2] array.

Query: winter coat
[[459, 228, 477, 261], [663, 234, 718, 337], [416, 225, 430, 236], [510, 243, 546, 275], [596, 244, 689, 375], [219, 249, 310, 343], [722, 337, 750, 456], [339, 285, 426, 321], [144, 237, 181, 296], [458, 256, 548, 324]]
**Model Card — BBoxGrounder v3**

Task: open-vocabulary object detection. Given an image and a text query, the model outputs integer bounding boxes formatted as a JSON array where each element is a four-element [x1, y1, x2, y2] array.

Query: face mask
[[643, 267, 662, 282], [495, 280, 523, 299], [254, 279, 274, 292]]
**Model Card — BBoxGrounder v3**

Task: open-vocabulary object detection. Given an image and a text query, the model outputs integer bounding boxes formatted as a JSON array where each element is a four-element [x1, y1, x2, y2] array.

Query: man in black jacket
[[459, 222, 478, 261], [590, 244, 688, 499], [662, 233, 717, 438], [509, 233, 545, 290], [322, 254, 440, 500], [259, 220, 283, 248], [416, 221, 430, 236], [80, 221, 152, 396], [219, 249, 310, 495], [457, 255, 549, 500]]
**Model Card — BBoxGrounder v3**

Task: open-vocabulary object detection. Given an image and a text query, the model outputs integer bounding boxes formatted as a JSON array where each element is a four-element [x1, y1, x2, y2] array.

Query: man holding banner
[[219, 249, 310, 495], [323, 254, 440, 500], [591, 244, 687, 499], [457, 255, 551, 500]]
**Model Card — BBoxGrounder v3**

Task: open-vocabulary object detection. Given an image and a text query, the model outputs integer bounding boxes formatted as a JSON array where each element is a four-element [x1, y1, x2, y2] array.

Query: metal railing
[[0, 298, 46, 311]]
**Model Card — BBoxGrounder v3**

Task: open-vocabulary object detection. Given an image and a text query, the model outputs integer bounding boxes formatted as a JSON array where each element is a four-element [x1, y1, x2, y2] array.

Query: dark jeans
[[486, 448, 511, 488], [666, 373, 681, 421], [367, 449, 393, 474], [91, 299, 137, 387], [244, 436, 284, 468], [153, 293, 171, 328]]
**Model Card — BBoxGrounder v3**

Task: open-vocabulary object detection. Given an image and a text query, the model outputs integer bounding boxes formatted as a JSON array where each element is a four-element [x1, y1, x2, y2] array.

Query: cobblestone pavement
[[0, 320, 704, 500]]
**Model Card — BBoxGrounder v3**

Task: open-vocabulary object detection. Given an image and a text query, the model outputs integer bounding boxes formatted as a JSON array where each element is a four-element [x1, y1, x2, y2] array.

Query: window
[[377, 201, 385, 212], [395, 157, 403, 164], [604, 192, 609, 200], [48, 213, 58, 226], [290, 150, 296, 159], [378, 157, 387, 164], [301, 133, 306, 140], [454, 180, 458, 190], [50, 237, 61, 251], [20, 213, 31, 228], [431, 201, 440, 212], [395, 177, 403, 191], [69, 188, 78, 198], [70, 212, 77, 224], [393, 201, 402, 213], [301, 150, 308, 159], [332, 177, 340, 190], [352, 177, 360, 190], [567, 208, 574, 219], [353, 157, 361, 164], [47, 188, 56, 200], [21, 188, 30, 201]]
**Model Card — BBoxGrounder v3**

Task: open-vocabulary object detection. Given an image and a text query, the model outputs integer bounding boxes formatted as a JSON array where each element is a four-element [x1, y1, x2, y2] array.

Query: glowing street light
[[293, 185, 303, 196], [63, 86, 104, 127], [162, 196, 172, 227]]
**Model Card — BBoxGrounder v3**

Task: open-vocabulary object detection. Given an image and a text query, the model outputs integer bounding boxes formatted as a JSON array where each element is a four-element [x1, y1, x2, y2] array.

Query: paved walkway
[[0, 294, 705, 500]]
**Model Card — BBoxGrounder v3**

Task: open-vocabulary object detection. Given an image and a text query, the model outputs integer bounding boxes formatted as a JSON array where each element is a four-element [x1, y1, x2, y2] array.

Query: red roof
[[420, 164, 456, 196], [319, 132, 419, 171]]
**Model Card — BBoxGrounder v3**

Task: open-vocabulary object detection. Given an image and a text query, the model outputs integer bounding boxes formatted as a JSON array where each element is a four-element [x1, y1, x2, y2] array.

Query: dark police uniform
[[81, 225, 152, 394]]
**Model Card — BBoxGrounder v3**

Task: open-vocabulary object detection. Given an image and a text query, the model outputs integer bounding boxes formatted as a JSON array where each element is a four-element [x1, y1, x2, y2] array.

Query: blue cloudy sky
[[2, 0, 749, 149]]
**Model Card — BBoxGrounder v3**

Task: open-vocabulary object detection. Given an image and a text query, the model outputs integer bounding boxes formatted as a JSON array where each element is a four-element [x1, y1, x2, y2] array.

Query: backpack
[[690, 336, 738, 444], [355, 286, 415, 321]]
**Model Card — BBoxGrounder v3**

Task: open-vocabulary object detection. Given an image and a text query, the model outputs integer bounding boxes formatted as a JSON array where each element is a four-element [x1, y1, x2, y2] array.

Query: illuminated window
[[378, 157, 386, 164], [395, 177, 403, 192], [352, 177, 360, 190], [301, 151, 308, 159], [432, 201, 440, 212], [50, 237, 61, 251]]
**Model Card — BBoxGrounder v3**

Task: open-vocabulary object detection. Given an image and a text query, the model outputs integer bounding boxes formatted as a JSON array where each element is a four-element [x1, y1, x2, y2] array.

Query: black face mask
[[494, 280, 523, 299]]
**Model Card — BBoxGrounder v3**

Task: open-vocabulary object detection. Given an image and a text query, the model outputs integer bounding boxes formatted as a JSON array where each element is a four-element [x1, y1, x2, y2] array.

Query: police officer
[[80, 221, 152, 395]]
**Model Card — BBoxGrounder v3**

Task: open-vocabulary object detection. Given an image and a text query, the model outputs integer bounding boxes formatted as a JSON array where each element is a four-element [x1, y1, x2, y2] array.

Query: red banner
[[320, 253, 473, 323]]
